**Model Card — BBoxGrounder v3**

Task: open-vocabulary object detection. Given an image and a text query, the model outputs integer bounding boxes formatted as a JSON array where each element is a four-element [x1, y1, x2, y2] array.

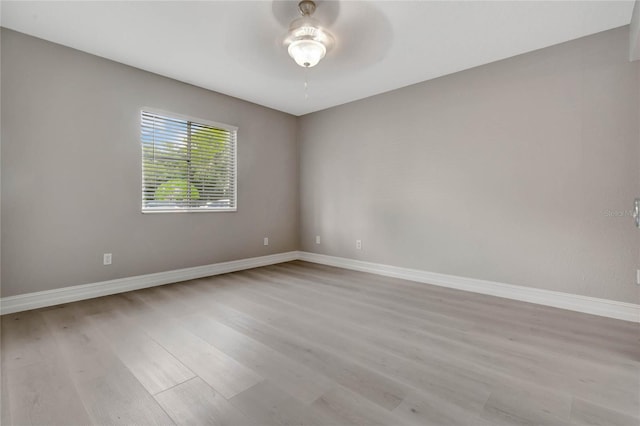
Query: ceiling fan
[[223, 1, 391, 78]]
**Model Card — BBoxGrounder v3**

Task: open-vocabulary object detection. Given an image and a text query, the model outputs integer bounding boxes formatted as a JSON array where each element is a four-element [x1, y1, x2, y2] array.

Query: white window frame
[[140, 107, 238, 213]]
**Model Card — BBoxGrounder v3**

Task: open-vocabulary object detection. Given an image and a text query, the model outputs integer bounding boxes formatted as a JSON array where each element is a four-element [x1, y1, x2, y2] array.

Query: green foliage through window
[[141, 110, 237, 211]]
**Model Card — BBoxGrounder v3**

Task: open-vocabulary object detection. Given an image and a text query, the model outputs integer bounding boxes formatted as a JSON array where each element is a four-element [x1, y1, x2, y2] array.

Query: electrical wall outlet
[[315, 235, 321, 244], [263, 237, 269, 246], [637, 269, 640, 285], [356, 239, 362, 250], [103, 253, 112, 265]]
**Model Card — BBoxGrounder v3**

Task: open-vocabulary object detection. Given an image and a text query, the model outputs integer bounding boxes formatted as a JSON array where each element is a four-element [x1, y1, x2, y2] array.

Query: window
[[141, 109, 237, 212]]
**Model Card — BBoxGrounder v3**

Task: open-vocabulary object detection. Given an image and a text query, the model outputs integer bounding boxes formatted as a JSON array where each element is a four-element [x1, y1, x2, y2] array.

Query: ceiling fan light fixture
[[285, 1, 333, 68], [288, 39, 326, 68]]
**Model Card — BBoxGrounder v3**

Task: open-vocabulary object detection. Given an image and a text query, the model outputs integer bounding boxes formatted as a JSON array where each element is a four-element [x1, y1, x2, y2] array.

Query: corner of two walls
[[298, 26, 640, 305]]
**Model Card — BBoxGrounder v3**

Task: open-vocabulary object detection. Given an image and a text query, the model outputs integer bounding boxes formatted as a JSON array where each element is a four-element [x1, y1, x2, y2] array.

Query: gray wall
[[1, 29, 299, 297], [3, 27, 639, 305], [299, 27, 640, 304]]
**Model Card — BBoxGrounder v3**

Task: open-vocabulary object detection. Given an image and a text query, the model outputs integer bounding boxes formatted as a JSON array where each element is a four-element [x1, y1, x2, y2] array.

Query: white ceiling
[[1, 1, 635, 116]]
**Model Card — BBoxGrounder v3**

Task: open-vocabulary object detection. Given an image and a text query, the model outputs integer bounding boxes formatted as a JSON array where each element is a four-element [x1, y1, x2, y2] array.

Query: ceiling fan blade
[[324, 2, 393, 72], [222, 2, 300, 79]]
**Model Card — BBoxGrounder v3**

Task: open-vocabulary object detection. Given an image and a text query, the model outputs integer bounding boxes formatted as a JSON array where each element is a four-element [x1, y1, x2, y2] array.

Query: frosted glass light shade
[[284, 7, 333, 68], [287, 39, 326, 68]]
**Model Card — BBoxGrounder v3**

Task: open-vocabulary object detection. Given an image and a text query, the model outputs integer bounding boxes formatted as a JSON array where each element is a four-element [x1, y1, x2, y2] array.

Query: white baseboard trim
[[298, 252, 640, 323], [0, 251, 298, 315], [3, 250, 638, 322]]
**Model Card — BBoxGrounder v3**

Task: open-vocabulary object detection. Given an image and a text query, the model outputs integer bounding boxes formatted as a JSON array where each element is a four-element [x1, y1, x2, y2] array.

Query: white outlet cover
[[315, 236, 321, 244], [263, 237, 269, 246]]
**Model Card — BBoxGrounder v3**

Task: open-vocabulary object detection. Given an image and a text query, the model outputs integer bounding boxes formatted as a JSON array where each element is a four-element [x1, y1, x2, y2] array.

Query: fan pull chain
[[304, 68, 309, 100]]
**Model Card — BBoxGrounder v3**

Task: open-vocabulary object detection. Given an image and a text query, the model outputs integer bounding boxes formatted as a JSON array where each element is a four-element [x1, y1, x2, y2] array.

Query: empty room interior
[[1, 0, 639, 425]]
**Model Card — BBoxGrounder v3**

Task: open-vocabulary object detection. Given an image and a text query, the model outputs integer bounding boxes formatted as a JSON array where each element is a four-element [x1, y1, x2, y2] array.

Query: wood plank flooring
[[1, 261, 639, 425]]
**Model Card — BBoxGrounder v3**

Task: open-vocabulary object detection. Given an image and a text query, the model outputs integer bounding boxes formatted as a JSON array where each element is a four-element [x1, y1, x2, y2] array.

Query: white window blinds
[[141, 110, 237, 212]]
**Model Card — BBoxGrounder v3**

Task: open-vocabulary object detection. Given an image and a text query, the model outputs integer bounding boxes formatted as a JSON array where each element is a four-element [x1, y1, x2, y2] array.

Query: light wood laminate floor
[[1, 261, 639, 425]]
